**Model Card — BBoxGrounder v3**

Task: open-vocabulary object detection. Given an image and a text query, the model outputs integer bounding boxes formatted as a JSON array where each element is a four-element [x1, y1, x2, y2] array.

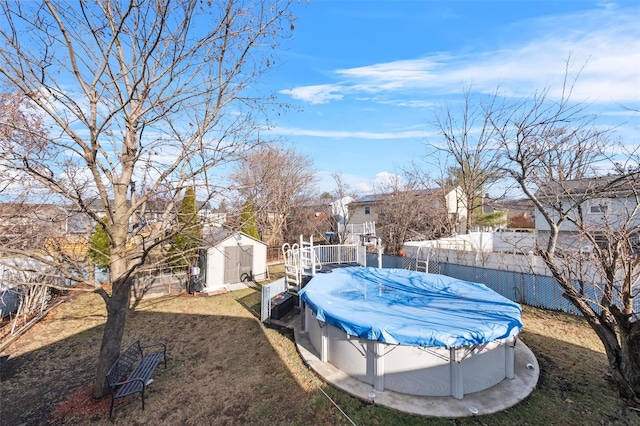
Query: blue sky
[[262, 1, 640, 195]]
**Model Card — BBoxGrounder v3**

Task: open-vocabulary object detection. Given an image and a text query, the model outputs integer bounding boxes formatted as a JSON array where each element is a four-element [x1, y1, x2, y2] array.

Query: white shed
[[202, 228, 268, 293]]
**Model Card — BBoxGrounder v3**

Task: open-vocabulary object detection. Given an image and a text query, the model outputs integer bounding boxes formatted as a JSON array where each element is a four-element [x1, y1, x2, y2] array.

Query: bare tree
[[283, 174, 358, 244], [431, 87, 503, 232], [329, 172, 356, 244], [0, 0, 294, 397], [373, 171, 453, 255], [284, 197, 332, 243], [0, 91, 73, 334], [0, 257, 62, 337], [495, 70, 640, 400], [230, 144, 317, 245], [0, 90, 50, 196]]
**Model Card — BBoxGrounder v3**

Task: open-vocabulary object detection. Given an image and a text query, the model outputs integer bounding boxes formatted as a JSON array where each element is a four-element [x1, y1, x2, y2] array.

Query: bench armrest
[[108, 377, 146, 392]]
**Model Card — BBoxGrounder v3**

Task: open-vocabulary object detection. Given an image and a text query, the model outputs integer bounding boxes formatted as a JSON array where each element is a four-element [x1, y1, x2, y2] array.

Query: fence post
[[527, 250, 536, 305], [310, 235, 316, 276]]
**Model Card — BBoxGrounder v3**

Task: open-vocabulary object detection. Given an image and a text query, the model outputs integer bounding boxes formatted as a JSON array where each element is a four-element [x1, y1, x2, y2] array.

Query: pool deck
[[292, 315, 540, 419]]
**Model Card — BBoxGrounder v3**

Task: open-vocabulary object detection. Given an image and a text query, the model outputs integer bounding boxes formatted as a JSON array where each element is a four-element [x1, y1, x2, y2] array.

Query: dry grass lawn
[[1, 278, 638, 425]]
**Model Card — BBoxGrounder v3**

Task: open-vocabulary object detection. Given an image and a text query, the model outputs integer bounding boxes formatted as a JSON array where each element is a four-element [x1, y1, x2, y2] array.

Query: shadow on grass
[[235, 290, 262, 320], [2, 292, 639, 426], [511, 330, 637, 426], [235, 288, 299, 350], [0, 297, 313, 425]]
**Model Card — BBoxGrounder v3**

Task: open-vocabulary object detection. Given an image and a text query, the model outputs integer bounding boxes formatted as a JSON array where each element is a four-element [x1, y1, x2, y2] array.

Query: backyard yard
[[0, 269, 638, 425]]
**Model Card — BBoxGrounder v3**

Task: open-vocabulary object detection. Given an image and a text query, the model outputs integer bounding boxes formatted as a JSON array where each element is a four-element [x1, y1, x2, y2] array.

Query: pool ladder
[[282, 238, 322, 294]]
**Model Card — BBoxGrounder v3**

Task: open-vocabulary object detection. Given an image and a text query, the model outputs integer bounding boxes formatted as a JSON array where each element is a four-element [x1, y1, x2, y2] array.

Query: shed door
[[224, 245, 253, 284]]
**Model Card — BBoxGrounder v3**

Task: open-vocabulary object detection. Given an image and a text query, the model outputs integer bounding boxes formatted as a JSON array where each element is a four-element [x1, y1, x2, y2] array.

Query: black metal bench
[[105, 340, 166, 419]]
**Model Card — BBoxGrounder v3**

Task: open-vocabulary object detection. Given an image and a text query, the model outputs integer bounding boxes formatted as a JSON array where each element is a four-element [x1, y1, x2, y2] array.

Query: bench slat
[[106, 340, 166, 419], [114, 354, 161, 397]]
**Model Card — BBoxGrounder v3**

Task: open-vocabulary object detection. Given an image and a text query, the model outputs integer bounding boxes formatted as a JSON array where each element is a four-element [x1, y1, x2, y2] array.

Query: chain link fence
[[368, 252, 638, 317]]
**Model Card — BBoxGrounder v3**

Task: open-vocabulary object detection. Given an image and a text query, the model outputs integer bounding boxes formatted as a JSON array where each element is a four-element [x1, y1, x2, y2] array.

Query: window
[[594, 234, 609, 249], [364, 205, 371, 215], [590, 201, 608, 214]]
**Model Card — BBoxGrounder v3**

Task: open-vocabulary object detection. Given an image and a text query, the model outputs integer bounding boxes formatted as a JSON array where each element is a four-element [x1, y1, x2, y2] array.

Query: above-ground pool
[[299, 266, 523, 399]]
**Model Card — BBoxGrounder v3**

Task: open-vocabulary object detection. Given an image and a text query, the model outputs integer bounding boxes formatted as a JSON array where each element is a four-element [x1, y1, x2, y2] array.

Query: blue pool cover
[[299, 267, 522, 348]]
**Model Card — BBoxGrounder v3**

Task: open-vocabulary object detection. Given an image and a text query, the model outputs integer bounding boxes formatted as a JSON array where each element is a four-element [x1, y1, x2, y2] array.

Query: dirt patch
[[50, 385, 112, 423]]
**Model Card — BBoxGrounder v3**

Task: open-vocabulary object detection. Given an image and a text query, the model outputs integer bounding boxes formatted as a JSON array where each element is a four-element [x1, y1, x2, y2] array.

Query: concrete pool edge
[[294, 325, 540, 418]]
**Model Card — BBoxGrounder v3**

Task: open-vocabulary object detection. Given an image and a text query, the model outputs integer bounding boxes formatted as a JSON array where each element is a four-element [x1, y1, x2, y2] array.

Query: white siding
[[204, 233, 268, 291], [535, 196, 640, 232], [349, 204, 379, 225]]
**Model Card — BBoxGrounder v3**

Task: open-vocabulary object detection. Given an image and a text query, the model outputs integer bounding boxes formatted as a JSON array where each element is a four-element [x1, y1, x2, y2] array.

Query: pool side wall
[[305, 305, 516, 399]]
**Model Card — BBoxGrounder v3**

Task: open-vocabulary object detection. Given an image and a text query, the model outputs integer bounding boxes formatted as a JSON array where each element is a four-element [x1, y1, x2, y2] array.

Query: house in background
[[62, 197, 226, 238], [202, 227, 268, 293], [482, 197, 535, 230], [348, 187, 468, 235], [0, 203, 69, 249], [197, 202, 227, 227], [285, 201, 334, 244], [535, 175, 640, 252]]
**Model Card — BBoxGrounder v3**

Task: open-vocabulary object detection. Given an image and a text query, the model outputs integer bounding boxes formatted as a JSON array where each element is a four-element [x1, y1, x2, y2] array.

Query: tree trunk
[[570, 295, 640, 400], [92, 176, 133, 398], [611, 310, 640, 399], [92, 275, 131, 398], [542, 252, 640, 400]]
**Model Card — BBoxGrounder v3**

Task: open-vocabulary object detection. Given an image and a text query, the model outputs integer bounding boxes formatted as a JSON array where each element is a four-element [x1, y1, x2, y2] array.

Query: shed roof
[[203, 226, 266, 247]]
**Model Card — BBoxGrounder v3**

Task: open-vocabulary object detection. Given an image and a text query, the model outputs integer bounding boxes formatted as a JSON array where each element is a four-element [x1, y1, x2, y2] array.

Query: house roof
[[535, 174, 640, 199], [350, 188, 451, 205], [65, 198, 213, 214], [0, 203, 67, 218]]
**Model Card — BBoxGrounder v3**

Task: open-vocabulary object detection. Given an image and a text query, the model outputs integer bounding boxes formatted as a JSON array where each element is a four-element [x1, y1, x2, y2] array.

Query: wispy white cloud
[[269, 125, 435, 140], [365, 98, 437, 108], [279, 84, 345, 104], [283, 5, 639, 106]]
